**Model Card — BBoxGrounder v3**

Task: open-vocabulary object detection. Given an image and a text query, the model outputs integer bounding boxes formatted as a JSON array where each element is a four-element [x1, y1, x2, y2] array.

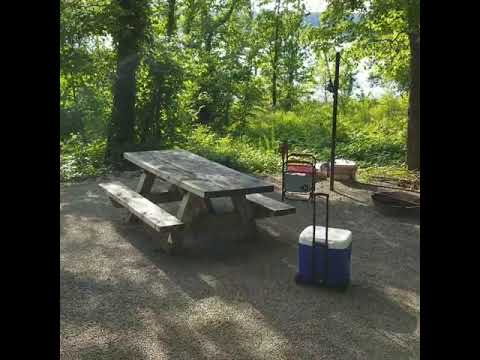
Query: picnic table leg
[[167, 184, 186, 202], [163, 192, 209, 255], [231, 195, 257, 240], [125, 171, 156, 223], [167, 184, 214, 214]]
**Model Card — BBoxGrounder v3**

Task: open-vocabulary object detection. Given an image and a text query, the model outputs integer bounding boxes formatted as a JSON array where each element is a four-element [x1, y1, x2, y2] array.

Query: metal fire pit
[[371, 191, 420, 217]]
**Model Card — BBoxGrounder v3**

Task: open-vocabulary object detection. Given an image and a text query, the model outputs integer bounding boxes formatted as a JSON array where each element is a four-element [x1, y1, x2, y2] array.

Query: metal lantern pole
[[330, 51, 341, 191]]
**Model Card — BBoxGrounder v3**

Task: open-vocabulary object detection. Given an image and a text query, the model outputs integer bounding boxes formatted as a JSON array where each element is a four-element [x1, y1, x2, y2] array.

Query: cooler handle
[[312, 192, 329, 249], [311, 192, 329, 284]]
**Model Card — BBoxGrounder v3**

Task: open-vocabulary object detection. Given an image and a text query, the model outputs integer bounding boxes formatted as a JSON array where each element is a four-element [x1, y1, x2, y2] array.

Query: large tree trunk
[[106, 52, 139, 165], [106, 0, 147, 167], [407, 31, 420, 170], [166, 0, 176, 37]]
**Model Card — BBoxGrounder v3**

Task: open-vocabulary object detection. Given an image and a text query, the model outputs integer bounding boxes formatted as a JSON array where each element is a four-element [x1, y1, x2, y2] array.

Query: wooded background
[[60, 0, 420, 181]]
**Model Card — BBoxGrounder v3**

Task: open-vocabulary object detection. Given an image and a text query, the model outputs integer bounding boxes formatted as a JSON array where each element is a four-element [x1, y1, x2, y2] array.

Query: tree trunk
[[271, 38, 278, 108], [166, 0, 176, 37], [106, 48, 139, 166], [407, 31, 420, 170], [105, 0, 147, 167]]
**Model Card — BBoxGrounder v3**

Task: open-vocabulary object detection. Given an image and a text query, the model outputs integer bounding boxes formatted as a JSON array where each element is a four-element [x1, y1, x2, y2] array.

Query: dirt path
[[60, 171, 420, 360]]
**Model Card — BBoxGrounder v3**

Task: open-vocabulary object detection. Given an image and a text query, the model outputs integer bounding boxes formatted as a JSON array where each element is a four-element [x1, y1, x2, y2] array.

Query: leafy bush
[[182, 125, 280, 174], [60, 94, 411, 182], [242, 94, 408, 167], [60, 134, 109, 181], [60, 108, 84, 140]]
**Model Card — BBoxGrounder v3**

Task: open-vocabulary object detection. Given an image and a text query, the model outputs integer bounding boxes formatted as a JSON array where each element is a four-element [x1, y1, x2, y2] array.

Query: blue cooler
[[295, 192, 352, 287]]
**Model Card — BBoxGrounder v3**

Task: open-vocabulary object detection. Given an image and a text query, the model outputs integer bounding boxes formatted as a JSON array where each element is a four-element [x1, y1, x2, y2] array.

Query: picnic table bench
[[100, 149, 295, 254]]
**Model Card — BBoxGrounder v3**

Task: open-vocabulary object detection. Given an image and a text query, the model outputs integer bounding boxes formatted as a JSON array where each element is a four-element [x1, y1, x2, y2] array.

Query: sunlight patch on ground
[[198, 273, 219, 289], [182, 296, 290, 358], [382, 286, 420, 313]]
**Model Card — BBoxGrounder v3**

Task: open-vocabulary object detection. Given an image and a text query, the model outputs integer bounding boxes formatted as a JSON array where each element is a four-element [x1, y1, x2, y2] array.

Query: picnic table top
[[124, 149, 275, 199]]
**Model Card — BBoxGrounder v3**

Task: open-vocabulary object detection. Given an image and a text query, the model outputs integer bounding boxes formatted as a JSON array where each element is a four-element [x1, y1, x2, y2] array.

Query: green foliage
[[255, 0, 315, 110], [136, 38, 185, 145], [60, 33, 115, 140], [60, 0, 417, 181], [60, 135, 109, 181], [357, 165, 419, 185], [59, 94, 409, 181], [242, 94, 407, 167], [182, 125, 280, 174], [60, 108, 84, 139], [317, 0, 420, 91]]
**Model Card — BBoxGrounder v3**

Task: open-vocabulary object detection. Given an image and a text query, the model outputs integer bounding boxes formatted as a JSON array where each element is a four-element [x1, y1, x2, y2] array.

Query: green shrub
[[241, 94, 408, 167], [60, 94, 411, 182], [60, 109, 84, 140], [60, 134, 109, 181], [182, 125, 280, 174]]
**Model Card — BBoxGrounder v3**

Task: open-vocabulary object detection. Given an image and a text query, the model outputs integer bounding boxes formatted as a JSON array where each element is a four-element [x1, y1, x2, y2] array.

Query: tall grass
[[242, 94, 408, 167]]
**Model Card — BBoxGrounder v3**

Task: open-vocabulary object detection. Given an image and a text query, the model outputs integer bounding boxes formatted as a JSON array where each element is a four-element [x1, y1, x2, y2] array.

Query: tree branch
[[213, 1, 238, 30], [366, 30, 408, 44]]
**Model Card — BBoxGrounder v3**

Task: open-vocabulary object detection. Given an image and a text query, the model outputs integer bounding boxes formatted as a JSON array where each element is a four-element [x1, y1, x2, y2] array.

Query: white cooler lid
[[285, 172, 310, 177], [317, 159, 357, 167], [335, 159, 356, 166], [299, 226, 352, 249]]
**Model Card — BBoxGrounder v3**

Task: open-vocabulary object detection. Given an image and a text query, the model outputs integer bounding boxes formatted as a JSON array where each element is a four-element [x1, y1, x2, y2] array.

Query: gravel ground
[[60, 171, 420, 360]]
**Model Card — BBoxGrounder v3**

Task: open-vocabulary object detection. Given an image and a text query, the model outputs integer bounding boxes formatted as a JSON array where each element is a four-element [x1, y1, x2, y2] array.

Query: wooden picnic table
[[100, 149, 295, 254]]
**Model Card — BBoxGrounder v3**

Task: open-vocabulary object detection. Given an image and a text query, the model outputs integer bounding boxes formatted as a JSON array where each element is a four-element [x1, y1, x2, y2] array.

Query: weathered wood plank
[[136, 171, 156, 193], [165, 192, 209, 254], [99, 182, 184, 232], [246, 193, 296, 218], [126, 171, 157, 223], [124, 150, 274, 198]]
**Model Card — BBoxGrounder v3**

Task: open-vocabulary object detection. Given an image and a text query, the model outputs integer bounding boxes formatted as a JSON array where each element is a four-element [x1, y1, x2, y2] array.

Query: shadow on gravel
[[111, 203, 418, 357], [66, 343, 147, 360], [61, 178, 420, 359]]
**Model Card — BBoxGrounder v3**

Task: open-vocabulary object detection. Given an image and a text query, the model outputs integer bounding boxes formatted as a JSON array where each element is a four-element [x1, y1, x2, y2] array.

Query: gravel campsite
[[60, 171, 419, 360]]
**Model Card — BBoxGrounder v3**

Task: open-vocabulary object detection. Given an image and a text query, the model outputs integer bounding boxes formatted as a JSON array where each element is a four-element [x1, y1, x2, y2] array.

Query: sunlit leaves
[[318, 0, 419, 91]]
